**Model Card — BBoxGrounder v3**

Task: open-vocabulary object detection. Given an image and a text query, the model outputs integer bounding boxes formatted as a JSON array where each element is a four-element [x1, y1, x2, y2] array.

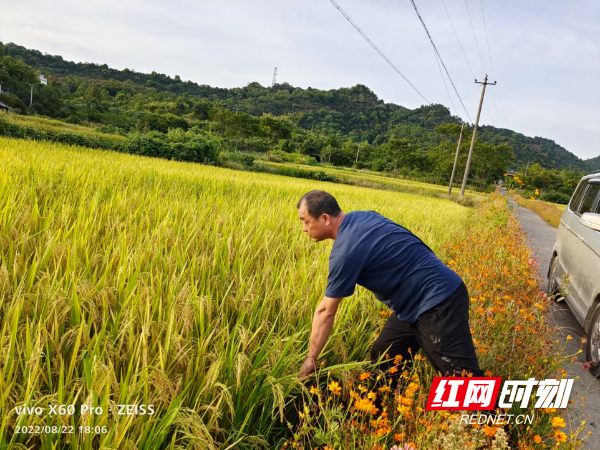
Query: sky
[[1, 0, 599, 160]]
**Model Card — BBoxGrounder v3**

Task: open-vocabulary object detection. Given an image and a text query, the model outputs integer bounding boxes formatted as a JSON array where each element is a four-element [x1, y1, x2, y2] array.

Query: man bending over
[[296, 190, 483, 379]]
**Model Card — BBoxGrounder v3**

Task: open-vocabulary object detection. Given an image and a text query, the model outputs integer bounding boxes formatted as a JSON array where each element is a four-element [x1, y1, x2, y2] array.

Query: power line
[[463, 0, 487, 74], [329, 0, 431, 104], [409, 0, 472, 122], [434, 53, 459, 117], [462, 0, 504, 127], [479, 0, 509, 126], [440, 0, 475, 79]]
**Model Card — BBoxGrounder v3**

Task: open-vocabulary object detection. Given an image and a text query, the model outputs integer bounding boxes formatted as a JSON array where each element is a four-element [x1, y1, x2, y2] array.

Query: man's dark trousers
[[371, 282, 484, 377]]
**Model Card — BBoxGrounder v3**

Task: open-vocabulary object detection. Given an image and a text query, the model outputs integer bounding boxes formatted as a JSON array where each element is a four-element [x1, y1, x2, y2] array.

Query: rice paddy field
[[3, 114, 126, 146], [256, 160, 480, 201], [0, 137, 478, 449]]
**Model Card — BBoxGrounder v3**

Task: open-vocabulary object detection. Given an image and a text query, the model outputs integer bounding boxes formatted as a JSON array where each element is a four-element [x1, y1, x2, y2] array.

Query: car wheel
[[548, 255, 561, 299], [586, 305, 600, 377]]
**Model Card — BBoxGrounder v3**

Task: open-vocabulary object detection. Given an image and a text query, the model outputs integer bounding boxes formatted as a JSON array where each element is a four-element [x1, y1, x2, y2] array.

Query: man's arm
[[298, 296, 343, 378]]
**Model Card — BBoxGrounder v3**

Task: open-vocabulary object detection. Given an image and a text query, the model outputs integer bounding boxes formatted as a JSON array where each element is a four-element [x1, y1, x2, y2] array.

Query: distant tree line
[[0, 41, 596, 191]]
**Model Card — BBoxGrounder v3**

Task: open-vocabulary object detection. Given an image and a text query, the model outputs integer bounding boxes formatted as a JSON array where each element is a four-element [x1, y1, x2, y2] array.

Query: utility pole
[[460, 75, 496, 198], [30, 84, 33, 106], [355, 142, 361, 163], [448, 122, 465, 196], [272, 67, 277, 87], [525, 161, 530, 176]]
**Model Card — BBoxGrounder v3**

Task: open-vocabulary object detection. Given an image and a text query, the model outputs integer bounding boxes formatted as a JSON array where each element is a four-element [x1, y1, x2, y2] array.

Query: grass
[[0, 137, 470, 449], [256, 160, 483, 205], [4, 113, 126, 145], [510, 192, 565, 228], [550, 202, 567, 211], [0, 137, 585, 449]]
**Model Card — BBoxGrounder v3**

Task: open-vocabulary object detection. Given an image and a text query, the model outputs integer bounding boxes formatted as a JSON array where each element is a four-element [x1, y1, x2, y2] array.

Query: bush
[[221, 151, 255, 167], [540, 191, 571, 205], [120, 131, 171, 158], [120, 129, 219, 165], [267, 150, 317, 165], [65, 115, 83, 125]]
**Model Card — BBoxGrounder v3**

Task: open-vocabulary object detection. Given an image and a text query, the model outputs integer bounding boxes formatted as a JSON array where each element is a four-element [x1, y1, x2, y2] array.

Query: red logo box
[[425, 377, 502, 410]]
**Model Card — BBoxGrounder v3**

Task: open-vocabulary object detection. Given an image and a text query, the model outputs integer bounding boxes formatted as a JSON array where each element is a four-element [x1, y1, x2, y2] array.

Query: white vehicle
[[549, 171, 600, 377]]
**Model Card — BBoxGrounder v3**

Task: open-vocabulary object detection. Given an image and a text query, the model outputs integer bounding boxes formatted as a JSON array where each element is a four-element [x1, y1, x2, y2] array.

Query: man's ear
[[322, 213, 331, 225]]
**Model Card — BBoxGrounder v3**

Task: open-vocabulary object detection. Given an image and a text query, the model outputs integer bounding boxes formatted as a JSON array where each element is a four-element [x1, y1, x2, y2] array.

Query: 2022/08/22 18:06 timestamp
[[15, 425, 108, 434]]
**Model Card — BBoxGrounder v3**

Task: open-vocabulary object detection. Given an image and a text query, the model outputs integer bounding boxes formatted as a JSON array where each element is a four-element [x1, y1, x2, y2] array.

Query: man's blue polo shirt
[[324, 210, 463, 323]]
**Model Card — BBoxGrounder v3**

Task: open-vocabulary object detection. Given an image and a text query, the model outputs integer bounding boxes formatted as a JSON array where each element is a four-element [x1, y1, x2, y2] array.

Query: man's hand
[[297, 296, 342, 379], [298, 356, 317, 379]]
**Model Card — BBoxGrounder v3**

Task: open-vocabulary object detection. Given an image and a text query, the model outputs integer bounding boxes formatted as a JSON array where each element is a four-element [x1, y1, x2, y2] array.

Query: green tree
[[386, 138, 411, 176]]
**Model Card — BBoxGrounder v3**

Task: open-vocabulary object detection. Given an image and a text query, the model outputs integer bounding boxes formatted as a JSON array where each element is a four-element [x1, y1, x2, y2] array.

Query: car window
[[569, 180, 587, 212], [578, 184, 600, 214]]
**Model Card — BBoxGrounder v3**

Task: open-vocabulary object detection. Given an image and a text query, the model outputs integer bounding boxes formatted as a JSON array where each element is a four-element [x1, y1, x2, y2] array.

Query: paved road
[[500, 188, 600, 449]]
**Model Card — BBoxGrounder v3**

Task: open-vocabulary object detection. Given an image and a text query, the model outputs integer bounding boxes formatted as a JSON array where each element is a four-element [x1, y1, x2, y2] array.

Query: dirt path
[[500, 188, 599, 449]]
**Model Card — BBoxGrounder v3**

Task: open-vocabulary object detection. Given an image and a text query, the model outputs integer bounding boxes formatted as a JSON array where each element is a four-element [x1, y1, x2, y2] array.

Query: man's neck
[[331, 212, 346, 240]]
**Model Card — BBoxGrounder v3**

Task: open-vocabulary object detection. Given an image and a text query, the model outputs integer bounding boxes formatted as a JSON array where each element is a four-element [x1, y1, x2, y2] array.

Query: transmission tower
[[272, 67, 277, 87]]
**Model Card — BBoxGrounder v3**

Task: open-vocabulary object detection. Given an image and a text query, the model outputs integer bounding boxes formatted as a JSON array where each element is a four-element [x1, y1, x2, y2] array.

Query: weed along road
[[501, 187, 600, 449]]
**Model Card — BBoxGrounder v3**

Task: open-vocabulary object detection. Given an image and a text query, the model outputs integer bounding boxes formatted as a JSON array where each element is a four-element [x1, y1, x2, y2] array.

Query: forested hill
[[584, 155, 600, 173], [1, 41, 594, 172]]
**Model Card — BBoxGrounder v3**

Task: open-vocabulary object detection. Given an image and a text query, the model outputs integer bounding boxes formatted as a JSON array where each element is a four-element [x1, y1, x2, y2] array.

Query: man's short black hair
[[297, 190, 342, 218]]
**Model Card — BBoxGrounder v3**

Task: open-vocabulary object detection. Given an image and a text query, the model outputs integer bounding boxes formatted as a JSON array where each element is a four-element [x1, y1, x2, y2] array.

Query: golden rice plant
[[0, 137, 471, 449]]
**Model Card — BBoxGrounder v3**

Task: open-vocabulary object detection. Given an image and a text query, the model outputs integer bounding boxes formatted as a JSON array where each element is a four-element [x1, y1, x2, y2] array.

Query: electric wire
[[440, 0, 475, 79], [479, 0, 509, 126], [329, 0, 430, 104], [463, 0, 487, 74], [409, 0, 472, 122], [448, 84, 481, 113], [435, 53, 459, 118], [463, 0, 503, 126]]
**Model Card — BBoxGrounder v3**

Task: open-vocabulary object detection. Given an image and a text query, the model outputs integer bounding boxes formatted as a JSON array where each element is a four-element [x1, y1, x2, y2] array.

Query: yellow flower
[[407, 382, 419, 391], [400, 396, 413, 406], [554, 429, 567, 443], [552, 416, 566, 428], [397, 404, 410, 415], [359, 372, 371, 380], [354, 398, 378, 414], [534, 435, 542, 443], [328, 381, 341, 395], [310, 385, 319, 395], [367, 391, 377, 400]]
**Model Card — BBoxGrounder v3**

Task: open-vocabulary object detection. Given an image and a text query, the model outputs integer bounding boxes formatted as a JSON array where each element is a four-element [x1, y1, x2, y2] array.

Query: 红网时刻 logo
[[425, 377, 574, 411]]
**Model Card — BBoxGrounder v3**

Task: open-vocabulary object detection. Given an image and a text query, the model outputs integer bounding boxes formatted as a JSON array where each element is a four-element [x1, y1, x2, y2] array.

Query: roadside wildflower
[[483, 425, 497, 437], [359, 372, 371, 380], [554, 429, 567, 443], [534, 435, 542, 443], [310, 385, 319, 395], [328, 381, 341, 396], [552, 416, 566, 428]]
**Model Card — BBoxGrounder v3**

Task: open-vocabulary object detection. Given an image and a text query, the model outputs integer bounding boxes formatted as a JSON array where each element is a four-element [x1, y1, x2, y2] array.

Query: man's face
[[297, 203, 330, 242]]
